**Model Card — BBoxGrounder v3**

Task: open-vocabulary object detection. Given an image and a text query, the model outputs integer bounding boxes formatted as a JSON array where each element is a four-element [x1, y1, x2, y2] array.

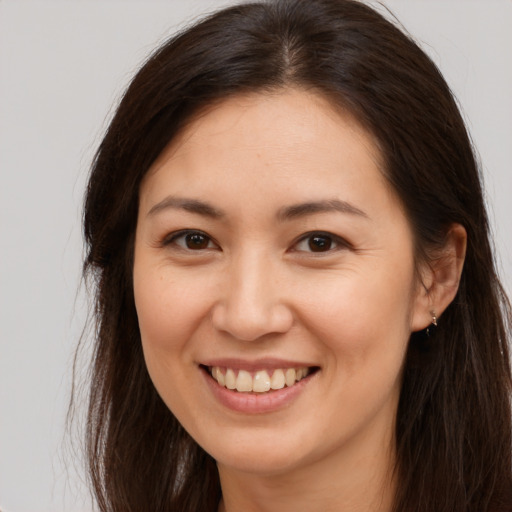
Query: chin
[[215, 447, 306, 476], [200, 426, 328, 477]]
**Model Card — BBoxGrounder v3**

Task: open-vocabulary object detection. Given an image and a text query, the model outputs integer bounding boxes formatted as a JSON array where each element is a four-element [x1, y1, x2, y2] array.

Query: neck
[[217, 425, 396, 512]]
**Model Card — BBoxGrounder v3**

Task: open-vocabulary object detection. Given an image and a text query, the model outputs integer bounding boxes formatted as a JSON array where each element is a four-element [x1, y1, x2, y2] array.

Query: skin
[[133, 88, 465, 512]]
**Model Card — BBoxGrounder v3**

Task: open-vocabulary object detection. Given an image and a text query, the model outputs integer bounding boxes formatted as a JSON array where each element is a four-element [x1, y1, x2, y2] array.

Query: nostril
[[211, 299, 294, 342]]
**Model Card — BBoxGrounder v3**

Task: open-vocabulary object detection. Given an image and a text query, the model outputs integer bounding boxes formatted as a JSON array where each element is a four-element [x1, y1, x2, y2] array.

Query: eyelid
[[291, 231, 352, 253], [161, 229, 219, 250], [160, 229, 350, 253]]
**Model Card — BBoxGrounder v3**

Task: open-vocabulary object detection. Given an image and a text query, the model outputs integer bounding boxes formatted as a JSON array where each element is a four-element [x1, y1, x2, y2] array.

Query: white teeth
[[285, 368, 296, 387], [210, 366, 311, 393], [296, 367, 309, 381], [225, 368, 236, 390], [236, 370, 253, 392], [253, 370, 271, 392], [270, 369, 286, 390], [216, 367, 225, 386], [213, 367, 225, 386]]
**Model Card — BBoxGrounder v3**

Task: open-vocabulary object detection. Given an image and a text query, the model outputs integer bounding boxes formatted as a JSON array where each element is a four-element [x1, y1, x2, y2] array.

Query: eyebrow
[[277, 199, 369, 221], [147, 196, 225, 218], [147, 196, 368, 221]]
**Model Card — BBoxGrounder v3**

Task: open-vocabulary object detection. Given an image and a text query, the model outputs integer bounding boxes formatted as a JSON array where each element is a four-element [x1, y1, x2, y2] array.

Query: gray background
[[1, 1, 510, 511]]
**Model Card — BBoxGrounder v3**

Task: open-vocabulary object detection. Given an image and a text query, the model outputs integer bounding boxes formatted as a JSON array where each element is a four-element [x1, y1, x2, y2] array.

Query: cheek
[[133, 266, 211, 415], [296, 260, 416, 366], [133, 264, 207, 361]]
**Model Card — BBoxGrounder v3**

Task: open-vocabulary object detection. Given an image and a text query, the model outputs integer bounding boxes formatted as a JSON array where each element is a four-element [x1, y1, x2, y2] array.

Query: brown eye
[[185, 233, 210, 250], [293, 231, 349, 254], [164, 230, 217, 251], [308, 235, 333, 252]]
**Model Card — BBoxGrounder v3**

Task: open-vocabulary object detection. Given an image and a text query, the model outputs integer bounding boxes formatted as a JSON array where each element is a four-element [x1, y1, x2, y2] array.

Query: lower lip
[[201, 368, 316, 414]]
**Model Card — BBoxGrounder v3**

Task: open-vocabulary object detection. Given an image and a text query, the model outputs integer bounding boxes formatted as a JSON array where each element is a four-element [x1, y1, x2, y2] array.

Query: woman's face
[[133, 89, 427, 477]]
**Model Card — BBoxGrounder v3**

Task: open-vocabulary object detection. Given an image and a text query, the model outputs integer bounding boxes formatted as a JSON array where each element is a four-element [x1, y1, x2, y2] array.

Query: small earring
[[426, 311, 437, 337]]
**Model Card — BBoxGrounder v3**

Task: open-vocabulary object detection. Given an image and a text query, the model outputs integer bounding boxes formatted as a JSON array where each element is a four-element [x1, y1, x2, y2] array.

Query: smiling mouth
[[204, 366, 318, 393]]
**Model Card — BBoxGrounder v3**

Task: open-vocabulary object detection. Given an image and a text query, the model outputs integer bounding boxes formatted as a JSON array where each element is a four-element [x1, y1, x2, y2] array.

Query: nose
[[211, 250, 294, 342]]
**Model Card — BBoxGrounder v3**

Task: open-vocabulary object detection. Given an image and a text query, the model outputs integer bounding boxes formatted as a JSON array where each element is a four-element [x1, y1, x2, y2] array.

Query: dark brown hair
[[81, 1, 512, 510]]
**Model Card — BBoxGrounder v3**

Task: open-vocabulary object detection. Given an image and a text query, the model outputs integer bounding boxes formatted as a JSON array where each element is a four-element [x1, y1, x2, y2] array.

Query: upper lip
[[199, 357, 317, 372]]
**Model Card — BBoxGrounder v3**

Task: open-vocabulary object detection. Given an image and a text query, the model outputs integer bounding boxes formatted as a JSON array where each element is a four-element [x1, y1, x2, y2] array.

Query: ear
[[411, 223, 467, 332]]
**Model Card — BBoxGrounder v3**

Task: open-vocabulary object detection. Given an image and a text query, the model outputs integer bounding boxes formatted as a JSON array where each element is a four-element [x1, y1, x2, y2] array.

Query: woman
[[81, 0, 512, 510]]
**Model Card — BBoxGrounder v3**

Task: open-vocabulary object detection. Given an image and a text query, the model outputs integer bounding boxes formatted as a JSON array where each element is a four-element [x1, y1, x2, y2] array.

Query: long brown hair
[[81, 1, 512, 510]]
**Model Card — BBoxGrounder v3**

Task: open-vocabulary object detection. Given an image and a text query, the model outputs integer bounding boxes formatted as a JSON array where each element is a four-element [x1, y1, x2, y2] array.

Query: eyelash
[[162, 230, 219, 251], [292, 231, 351, 254], [162, 229, 351, 254]]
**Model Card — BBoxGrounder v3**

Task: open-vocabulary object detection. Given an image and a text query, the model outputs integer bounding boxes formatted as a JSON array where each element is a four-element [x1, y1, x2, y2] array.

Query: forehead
[[136, 87, 415, 260], [142, 88, 385, 192], [137, 88, 404, 227]]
